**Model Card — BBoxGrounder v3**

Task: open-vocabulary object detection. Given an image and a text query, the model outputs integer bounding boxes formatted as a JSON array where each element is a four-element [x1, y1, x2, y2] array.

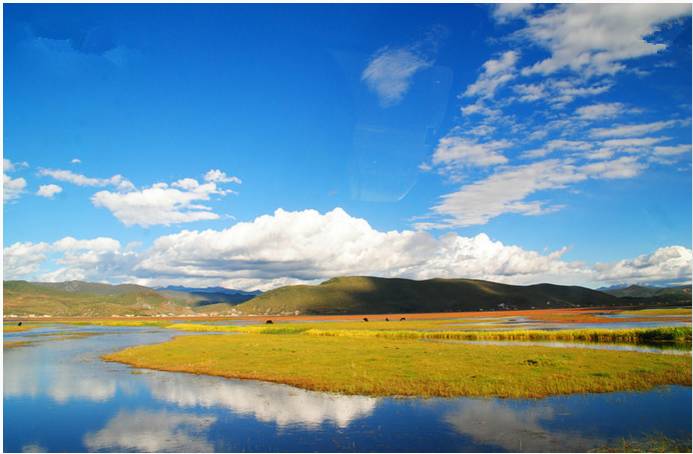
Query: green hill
[[602, 284, 691, 301], [233, 276, 622, 316], [7, 277, 683, 318], [3, 280, 246, 317]]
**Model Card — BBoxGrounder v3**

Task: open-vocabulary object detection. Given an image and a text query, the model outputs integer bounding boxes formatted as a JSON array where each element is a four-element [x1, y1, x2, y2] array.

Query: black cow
[[265, 320, 273, 324], [385, 318, 389, 321], [18, 322, 23, 327], [363, 317, 369, 322], [399, 317, 406, 321]]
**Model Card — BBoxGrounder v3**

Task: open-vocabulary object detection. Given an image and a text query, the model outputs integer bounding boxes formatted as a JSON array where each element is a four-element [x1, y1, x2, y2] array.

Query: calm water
[[4, 325, 692, 452]]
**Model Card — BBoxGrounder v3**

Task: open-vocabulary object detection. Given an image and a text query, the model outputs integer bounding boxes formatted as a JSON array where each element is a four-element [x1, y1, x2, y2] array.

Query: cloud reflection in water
[[145, 372, 379, 428]]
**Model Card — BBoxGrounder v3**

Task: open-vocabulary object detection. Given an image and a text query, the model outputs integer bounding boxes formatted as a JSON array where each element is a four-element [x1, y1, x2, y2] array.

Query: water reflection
[[83, 410, 216, 452], [4, 326, 692, 452], [443, 399, 598, 452], [147, 373, 378, 428]]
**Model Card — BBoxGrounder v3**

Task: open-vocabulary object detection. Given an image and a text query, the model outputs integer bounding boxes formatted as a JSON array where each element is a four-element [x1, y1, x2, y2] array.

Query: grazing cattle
[[399, 317, 406, 321], [265, 320, 273, 324], [363, 317, 369, 322], [18, 322, 22, 327], [385, 318, 389, 321]]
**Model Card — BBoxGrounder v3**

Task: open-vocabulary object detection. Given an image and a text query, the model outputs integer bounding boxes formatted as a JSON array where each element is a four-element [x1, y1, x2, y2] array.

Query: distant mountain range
[[3, 280, 260, 317], [600, 284, 691, 300], [155, 285, 262, 296], [3, 277, 690, 317]]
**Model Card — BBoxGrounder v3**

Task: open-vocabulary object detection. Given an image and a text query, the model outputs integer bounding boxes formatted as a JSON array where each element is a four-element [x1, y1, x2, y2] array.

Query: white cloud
[[3, 158, 28, 202], [425, 160, 586, 228], [464, 51, 519, 99], [513, 83, 547, 102], [3, 236, 135, 282], [575, 102, 625, 120], [431, 136, 510, 171], [548, 79, 613, 106], [461, 101, 501, 117], [580, 156, 645, 179], [520, 4, 691, 76], [582, 148, 615, 161], [521, 140, 592, 159], [4, 174, 27, 202], [421, 152, 655, 228], [204, 169, 242, 184], [362, 47, 431, 106], [654, 144, 692, 156], [135, 207, 438, 288], [594, 246, 692, 285], [36, 184, 63, 198], [493, 3, 534, 24], [591, 120, 684, 138], [38, 168, 134, 191], [71, 158, 81, 164], [91, 171, 238, 227], [601, 137, 668, 150], [4, 209, 690, 289], [3, 242, 51, 278], [510, 79, 614, 107], [468, 125, 496, 137]]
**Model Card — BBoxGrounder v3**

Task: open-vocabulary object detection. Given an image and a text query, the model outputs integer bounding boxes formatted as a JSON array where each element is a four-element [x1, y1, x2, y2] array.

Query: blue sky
[[3, 3, 692, 290]]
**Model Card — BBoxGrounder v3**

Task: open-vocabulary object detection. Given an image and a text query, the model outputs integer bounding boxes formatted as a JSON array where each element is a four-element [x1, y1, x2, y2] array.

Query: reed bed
[[166, 322, 691, 346], [304, 327, 691, 344]]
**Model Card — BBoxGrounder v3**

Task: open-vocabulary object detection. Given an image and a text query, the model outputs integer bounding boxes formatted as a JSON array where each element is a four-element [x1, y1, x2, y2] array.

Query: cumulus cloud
[[204, 169, 242, 184], [3, 236, 135, 282], [71, 158, 81, 164], [362, 47, 432, 106], [4, 242, 51, 278], [4, 174, 27, 202], [92, 173, 236, 227], [38, 168, 134, 191], [594, 246, 692, 285], [135, 207, 438, 288], [36, 184, 63, 198], [4, 208, 690, 290], [3, 158, 28, 202], [520, 4, 691, 76], [464, 51, 519, 99]]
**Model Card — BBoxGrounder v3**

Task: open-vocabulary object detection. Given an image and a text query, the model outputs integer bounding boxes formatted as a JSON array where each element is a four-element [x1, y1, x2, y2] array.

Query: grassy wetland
[[104, 331, 691, 398], [102, 308, 692, 399]]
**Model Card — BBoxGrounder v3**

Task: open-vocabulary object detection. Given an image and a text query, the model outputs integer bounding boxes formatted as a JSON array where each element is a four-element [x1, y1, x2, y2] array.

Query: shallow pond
[[4, 325, 692, 452]]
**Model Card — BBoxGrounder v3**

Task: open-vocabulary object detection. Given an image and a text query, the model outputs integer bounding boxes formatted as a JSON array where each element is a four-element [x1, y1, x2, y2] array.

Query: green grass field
[[104, 331, 691, 398]]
